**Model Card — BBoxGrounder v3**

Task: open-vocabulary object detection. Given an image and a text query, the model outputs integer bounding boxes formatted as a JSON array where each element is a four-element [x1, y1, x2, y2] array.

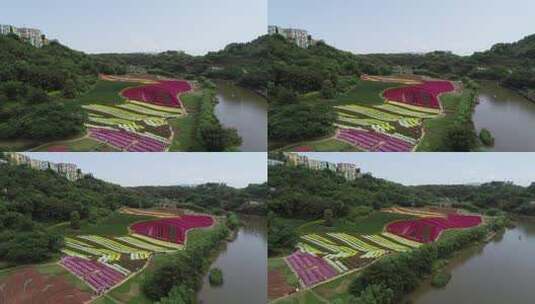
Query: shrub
[[208, 268, 223, 286], [479, 128, 495, 146], [431, 271, 452, 288]]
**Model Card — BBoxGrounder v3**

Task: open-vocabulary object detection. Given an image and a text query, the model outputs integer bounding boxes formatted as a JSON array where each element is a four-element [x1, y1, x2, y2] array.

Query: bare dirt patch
[[268, 270, 295, 300], [0, 267, 92, 304]]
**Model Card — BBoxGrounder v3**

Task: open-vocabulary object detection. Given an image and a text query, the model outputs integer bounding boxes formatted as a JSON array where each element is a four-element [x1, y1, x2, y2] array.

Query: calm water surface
[[198, 216, 267, 304], [409, 219, 535, 304], [214, 82, 268, 152], [473, 82, 535, 151]]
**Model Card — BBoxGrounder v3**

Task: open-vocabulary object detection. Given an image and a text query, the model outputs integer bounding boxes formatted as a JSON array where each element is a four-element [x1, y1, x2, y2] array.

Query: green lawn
[[49, 212, 156, 237], [275, 290, 326, 304], [32, 137, 118, 152], [416, 90, 467, 151], [296, 212, 417, 235], [333, 80, 404, 106], [312, 270, 361, 303], [281, 138, 360, 152], [169, 91, 203, 151], [70, 80, 140, 106]]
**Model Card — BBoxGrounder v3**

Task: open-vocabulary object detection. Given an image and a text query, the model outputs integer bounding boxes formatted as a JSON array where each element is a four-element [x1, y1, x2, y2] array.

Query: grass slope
[[417, 90, 467, 151]]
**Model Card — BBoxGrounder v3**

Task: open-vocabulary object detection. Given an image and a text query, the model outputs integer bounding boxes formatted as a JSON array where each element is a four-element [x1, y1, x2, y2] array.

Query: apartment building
[[4, 152, 83, 181], [279, 153, 361, 181], [0, 24, 48, 47], [268, 25, 316, 48]]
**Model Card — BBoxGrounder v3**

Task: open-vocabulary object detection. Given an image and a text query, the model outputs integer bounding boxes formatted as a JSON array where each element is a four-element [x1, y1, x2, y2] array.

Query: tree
[[62, 79, 77, 98], [70, 211, 80, 229], [447, 123, 476, 152], [323, 209, 334, 226], [320, 79, 336, 99]]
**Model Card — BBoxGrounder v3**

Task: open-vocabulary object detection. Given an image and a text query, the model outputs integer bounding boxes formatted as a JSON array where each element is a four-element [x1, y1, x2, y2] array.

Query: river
[[214, 82, 268, 152], [409, 219, 535, 304], [198, 215, 267, 304], [473, 82, 535, 151]]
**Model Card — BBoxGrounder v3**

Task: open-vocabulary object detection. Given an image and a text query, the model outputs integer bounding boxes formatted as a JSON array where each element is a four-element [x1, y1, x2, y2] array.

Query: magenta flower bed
[[386, 214, 482, 243], [89, 128, 168, 152], [294, 146, 313, 152], [131, 215, 214, 244], [286, 251, 337, 287], [383, 80, 454, 109], [60, 256, 125, 293], [336, 129, 413, 152], [122, 80, 192, 108]]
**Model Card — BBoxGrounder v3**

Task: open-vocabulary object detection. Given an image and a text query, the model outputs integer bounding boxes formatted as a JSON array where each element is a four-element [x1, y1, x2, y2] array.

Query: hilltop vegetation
[[367, 34, 535, 98], [0, 160, 150, 265], [0, 34, 110, 144], [132, 182, 268, 215], [93, 35, 272, 93]]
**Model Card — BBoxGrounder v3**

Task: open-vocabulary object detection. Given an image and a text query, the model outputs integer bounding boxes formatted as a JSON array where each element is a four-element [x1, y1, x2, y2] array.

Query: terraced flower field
[[80, 75, 191, 152], [331, 75, 456, 152], [282, 208, 481, 291], [58, 213, 215, 298]]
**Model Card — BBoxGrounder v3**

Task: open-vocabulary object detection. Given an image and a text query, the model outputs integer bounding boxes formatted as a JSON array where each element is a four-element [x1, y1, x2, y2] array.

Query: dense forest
[[269, 164, 535, 219], [365, 33, 535, 99], [0, 159, 150, 264], [131, 182, 268, 215], [93, 35, 272, 94], [0, 34, 106, 142]]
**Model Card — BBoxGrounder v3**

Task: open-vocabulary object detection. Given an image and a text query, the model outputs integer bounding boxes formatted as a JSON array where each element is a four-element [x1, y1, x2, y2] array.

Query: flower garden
[[81, 76, 192, 152], [332, 75, 456, 152], [283, 208, 482, 290], [131, 215, 215, 245], [58, 213, 215, 298], [122, 80, 192, 108]]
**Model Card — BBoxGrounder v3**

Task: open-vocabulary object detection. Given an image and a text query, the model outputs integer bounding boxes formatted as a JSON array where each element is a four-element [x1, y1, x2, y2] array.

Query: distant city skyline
[[22, 153, 267, 188], [303, 153, 535, 186], [2, 0, 267, 55], [269, 0, 535, 55]]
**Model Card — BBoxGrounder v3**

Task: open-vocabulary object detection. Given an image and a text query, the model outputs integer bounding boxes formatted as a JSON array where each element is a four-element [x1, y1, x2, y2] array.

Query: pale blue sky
[[269, 0, 535, 55], [304, 153, 535, 186], [23, 153, 267, 188], [2, 0, 267, 54]]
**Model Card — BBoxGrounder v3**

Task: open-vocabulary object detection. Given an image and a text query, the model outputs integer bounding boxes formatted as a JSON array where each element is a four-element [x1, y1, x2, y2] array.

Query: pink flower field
[[386, 213, 482, 243], [286, 251, 338, 287], [383, 80, 455, 109], [88, 127, 168, 152], [60, 256, 125, 294], [131, 215, 214, 244], [122, 80, 192, 108], [336, 128, 414, 152]]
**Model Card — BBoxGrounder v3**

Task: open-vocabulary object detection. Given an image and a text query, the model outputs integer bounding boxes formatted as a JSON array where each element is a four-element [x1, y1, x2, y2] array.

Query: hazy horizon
[[2, 0, 267, 55], [22, 153, 267, 188], [269, 0, 535, 56], [302, 153, 535, 187]]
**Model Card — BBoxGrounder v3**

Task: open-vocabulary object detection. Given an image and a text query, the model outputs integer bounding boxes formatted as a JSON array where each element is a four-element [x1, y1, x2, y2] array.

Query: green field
[[417, 90, 467, 151], [333, 79, 404, 106], [281, 138, 360, 152], [169, 91, 203, 151], [32, 137, 119, 152], [48, 212, 156, 236], [70, 80, 140, 106], [296, 212, 416, 235]]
